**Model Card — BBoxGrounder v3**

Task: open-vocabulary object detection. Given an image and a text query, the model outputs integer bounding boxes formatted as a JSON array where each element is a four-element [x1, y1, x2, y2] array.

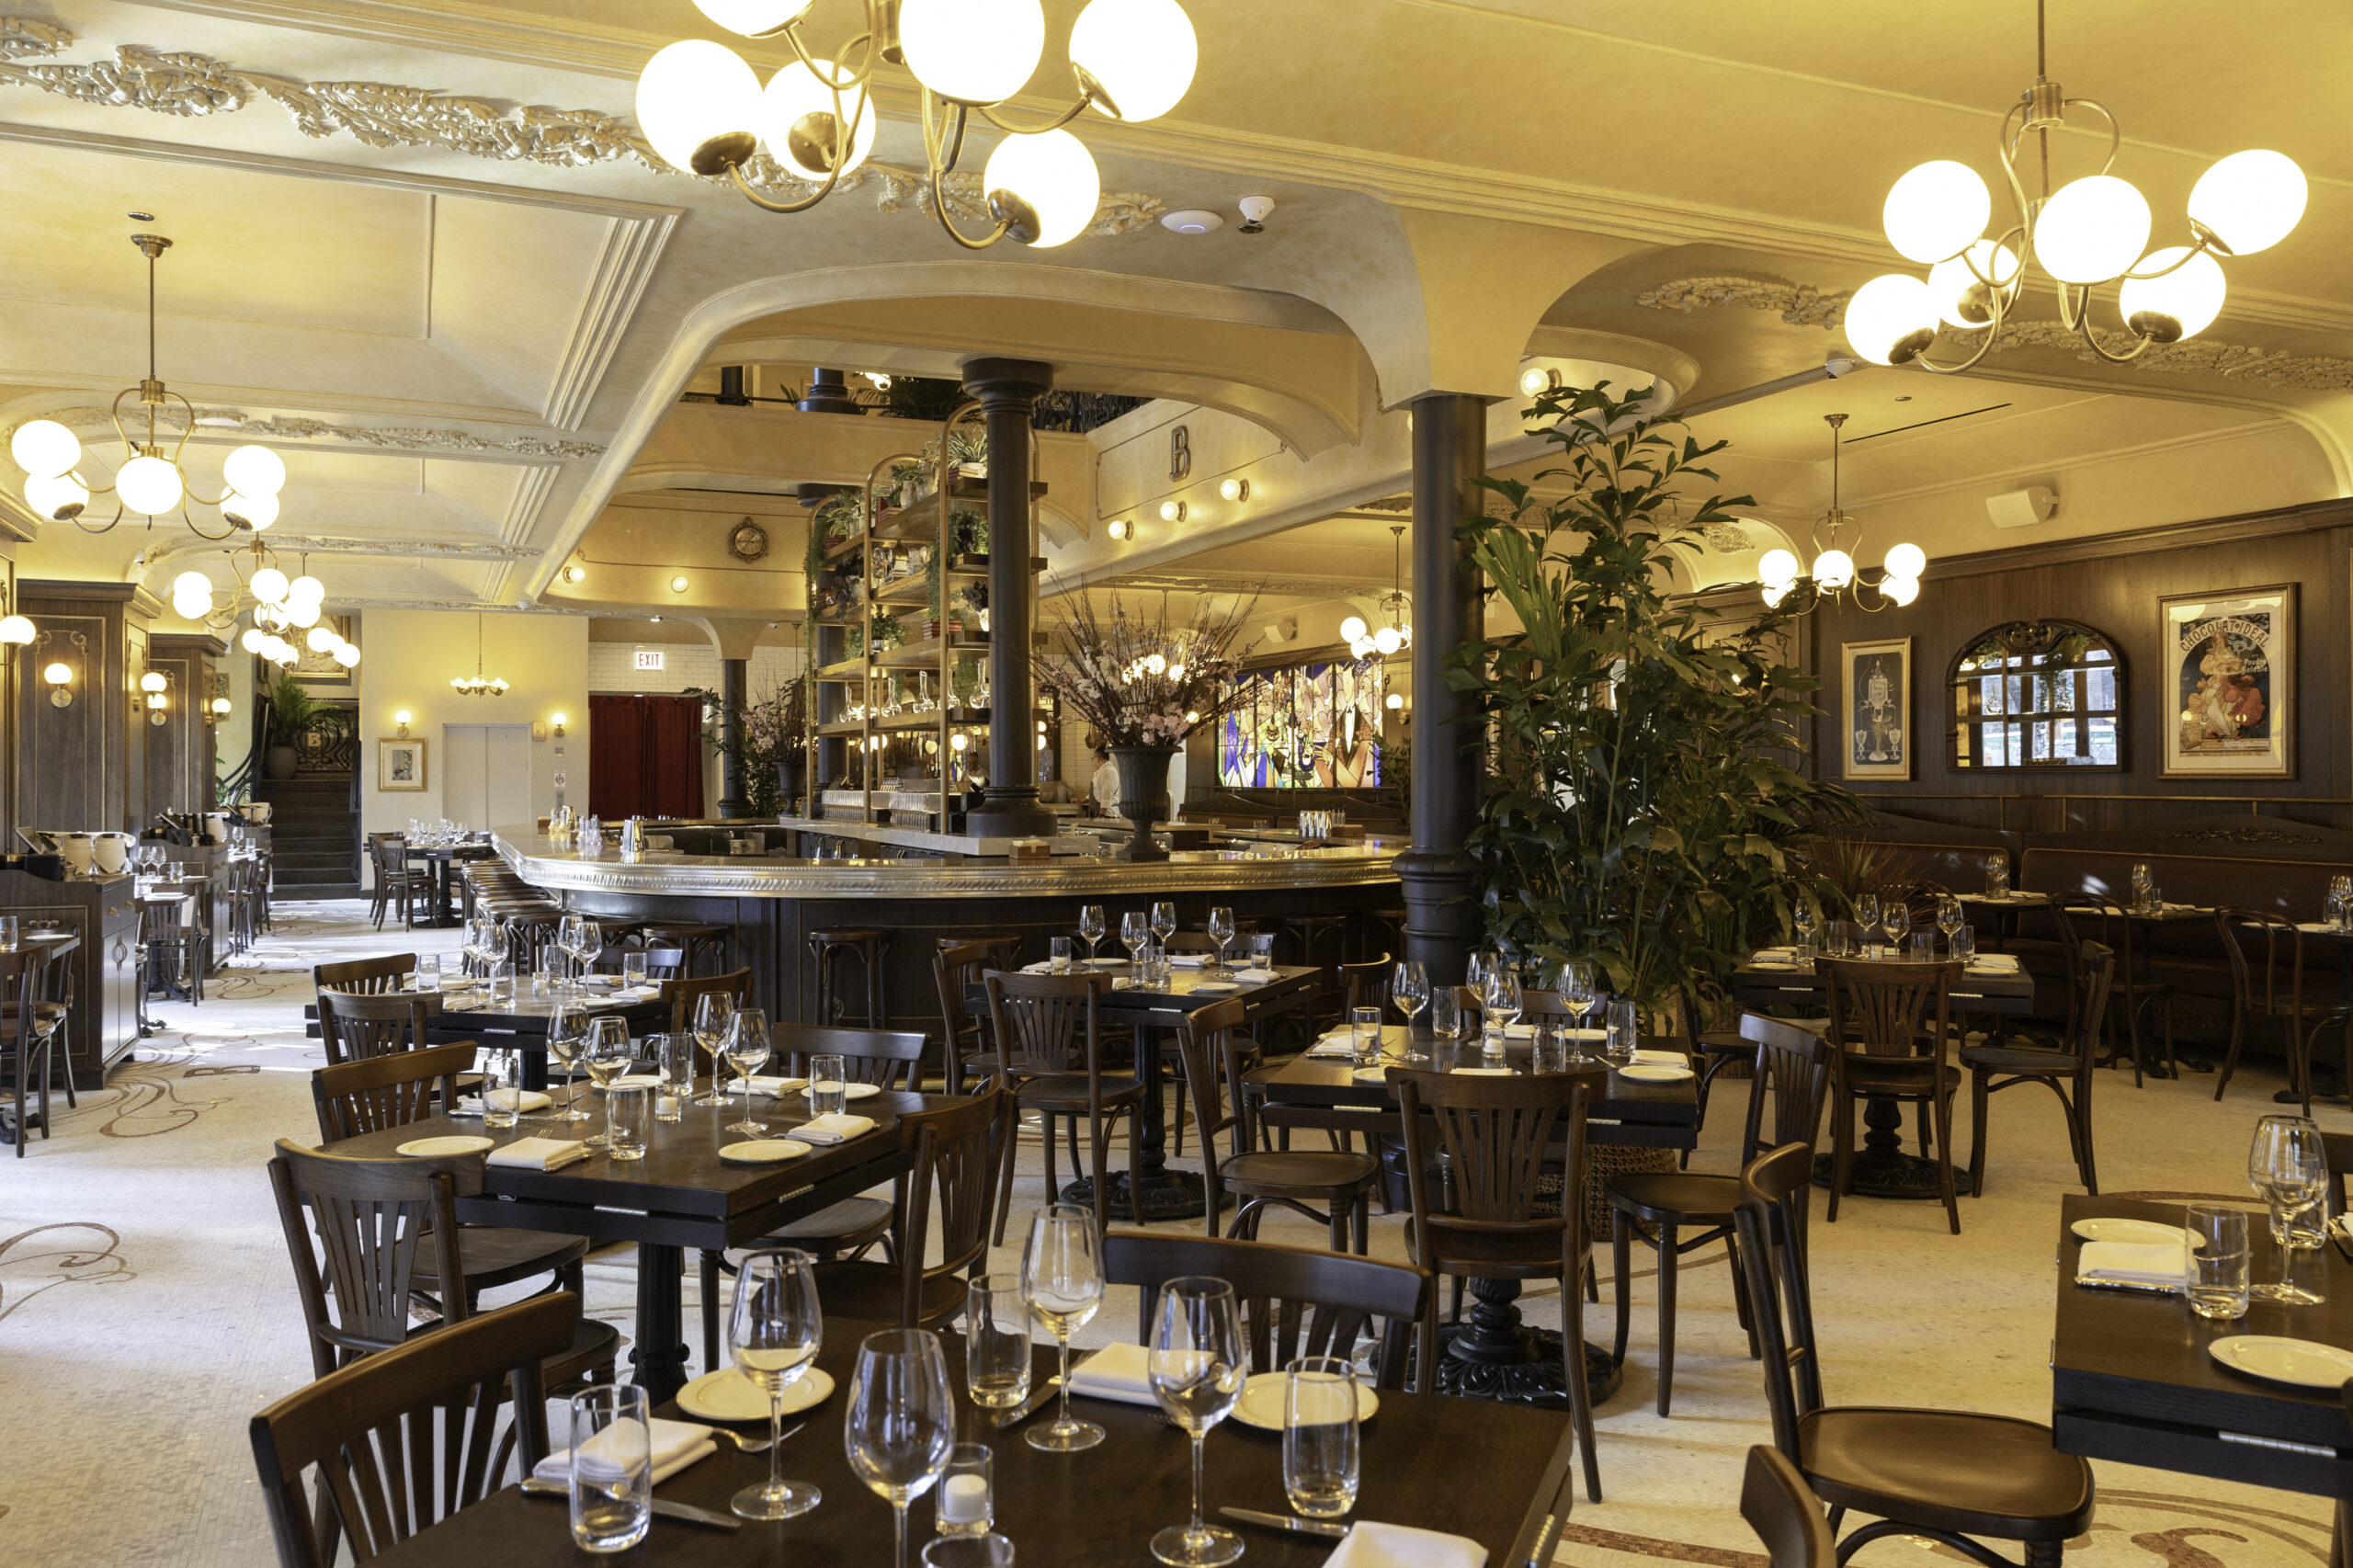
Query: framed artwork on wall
[[378, 737, 428, 791], [1841, 636, 1912, 780], [2159, 584, 2295, 779]]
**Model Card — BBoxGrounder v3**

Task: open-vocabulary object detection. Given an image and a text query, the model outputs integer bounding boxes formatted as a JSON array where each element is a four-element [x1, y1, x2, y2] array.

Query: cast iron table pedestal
[[1812, 1092, 1974, 1199]]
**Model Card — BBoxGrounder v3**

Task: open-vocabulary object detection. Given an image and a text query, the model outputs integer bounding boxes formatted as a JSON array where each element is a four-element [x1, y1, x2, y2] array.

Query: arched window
[[1948, 619, 2124, 771]]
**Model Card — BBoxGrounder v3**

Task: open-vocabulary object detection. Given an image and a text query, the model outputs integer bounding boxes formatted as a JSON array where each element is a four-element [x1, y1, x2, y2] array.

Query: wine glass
[[1791, 902, 1818, 960], [724, 1006, 772, 1136], [1120, 911, 1149, 966], [1883, 899, 1913, 954], [1020, 1204, 1105, 1453], [1207, 906, 1235, 973], [582, 1016, 636, 1149], [2249, 1114, 2328, 1305], [1482, 965, 1522, 1057], [555, 915, 586, 994], [1391, 960, 1429, 1062], [729, 1249, 824, 1521], [546, 1002, 594, 1123], [1936, 896, 1964, 957], [574, 920, 605, 988], [1854, 894, 1881, 957], [692, 991, 736, 1108], [1152, 901, 1177, 950], [1077, 904, 1107, 966], [1146, 1278, 1247, 1567], [845, 1328, 958, 1568]]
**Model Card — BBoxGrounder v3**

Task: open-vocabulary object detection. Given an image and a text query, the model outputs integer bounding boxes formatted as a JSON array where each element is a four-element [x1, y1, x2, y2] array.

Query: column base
[[967, 797, 1057, 840], [1394, 846, 1483, 986]]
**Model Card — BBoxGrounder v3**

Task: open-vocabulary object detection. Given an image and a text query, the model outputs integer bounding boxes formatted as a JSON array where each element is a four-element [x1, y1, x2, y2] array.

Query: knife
[[1219, 1507, 1349, 1540], [518, 1478, 742, 1531]]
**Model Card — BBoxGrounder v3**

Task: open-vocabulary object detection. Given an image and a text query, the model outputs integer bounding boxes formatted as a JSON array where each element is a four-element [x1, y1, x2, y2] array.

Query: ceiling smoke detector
[[1160, 209, 1223, 234], [1237, 195, 1274, 233]]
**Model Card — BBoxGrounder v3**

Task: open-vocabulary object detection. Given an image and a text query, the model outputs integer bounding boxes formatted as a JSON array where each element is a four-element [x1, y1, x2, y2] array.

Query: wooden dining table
[[302, 988, 671, 1090], [323, 1081, 931, 1404], [363, 1321, 1582, 1568]]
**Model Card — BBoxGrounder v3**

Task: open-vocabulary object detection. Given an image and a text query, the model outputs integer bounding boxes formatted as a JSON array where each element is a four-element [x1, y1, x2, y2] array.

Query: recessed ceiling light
[[1160, 209, 1224, 235], [670, 574, 689, 592]]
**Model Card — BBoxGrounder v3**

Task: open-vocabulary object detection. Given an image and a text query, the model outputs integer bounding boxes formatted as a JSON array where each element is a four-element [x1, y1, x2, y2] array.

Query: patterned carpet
[[0, 902, 2336, 1566]]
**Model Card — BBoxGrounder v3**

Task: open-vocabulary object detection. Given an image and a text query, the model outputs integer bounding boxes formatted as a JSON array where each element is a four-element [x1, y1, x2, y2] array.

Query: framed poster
[[377, 737, 428, 791], [1841, 637, 1911, 780], [2160, 585, 2295, 778], [291, 615, 354, 682]]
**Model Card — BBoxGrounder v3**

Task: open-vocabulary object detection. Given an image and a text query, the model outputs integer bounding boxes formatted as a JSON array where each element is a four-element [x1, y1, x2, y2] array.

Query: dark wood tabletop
[[969, 961, 1321, 1028], [1729, 954, 2039, 1015], [2051, 1191, 2353, 1497], [1259, 1037, 1699, 1150], [365, 1323, 1579, 1568]]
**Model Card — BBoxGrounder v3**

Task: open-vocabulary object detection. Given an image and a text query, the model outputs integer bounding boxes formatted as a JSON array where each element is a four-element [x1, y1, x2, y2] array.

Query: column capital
[[959, 357, 1055, 405]]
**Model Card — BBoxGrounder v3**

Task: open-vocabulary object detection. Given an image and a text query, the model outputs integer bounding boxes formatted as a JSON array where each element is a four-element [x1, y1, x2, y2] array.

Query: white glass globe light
[[2189, 149, 2307, 256], [1843, 273, 1942, 366], [900, 0, 1044, 105], [1338, 615, 1369, 642], [1373, 625, 1403, 656], [10, 418, 80, 477], [225, 490, 279, 529], [983, 129, 1100, 247], [2120, 245, 2227, 340], [222, 444, 287, 497], [306, 625, 338, 652], [762, 59, 878, 179], [26, 472, 90, 520], [2035, 174, 2153, 284], [1882, 160, 1991, 264], [117, 454, 185, 516], [335, 642, 360, 667], [289, 574, 325, 608], [693, 0, 812, 34], [1927, 240, 2020, 329], [1883, 575, 1921, 607], [1757, 549, 1801, 589], [1813, 550, 1856, 590], [172, 592, 209, 621], [0, 615, 33, 645], [636, 40, 764, 173], [289, 600, 322, 629], [172, 570, 212, 602], [1762, 581, 1793, 608], [250, 567, 290, 604], [1071, 0, 1198, 122], [240, 628, 266, 653], [1882, 542, 1927, 579]]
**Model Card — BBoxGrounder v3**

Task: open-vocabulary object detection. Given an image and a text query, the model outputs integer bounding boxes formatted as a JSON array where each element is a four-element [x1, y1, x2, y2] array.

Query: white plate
[[807, 1082, 882, 1102], [2071, 1217, 2200, 1249], [1350, 1066, 1392, 1082], [676, 1366, 836, 1423], [1230, 1371, 1378, 1431], [718, 1139, 813, 1164], [396, 1135, 494, 1157], [1617, 1063, 1695, 1083], [2208, 1335, 2353, 1389]]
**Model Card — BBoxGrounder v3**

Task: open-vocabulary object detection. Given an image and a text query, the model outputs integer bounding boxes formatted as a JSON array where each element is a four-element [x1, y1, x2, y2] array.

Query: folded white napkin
[[1234, 966, 1274, 984], [532, 1416, 715, 1487], [1966, 955, 2022, 972], [1111, 976, 1138, 990], [1325, 1520, 1488, 1568], [460, 1088, 552, 1113], [1451, 1067, 1515, 1076], [751, 1075, 809, 1097], [486, 1136, 594, 1171], [792, 1112, 877, 1145], [1066, 1341, 1158, 1405], [584, 985, 660, 1006], [1631, 1049, 1686, 1066], [1311, 1025, 1407, 1058], [2076, 1240, 2185, 1290], [1752, 947, 1798, 961], [1169, 954, 1211, 968], [1020, 961, 1054, 974], [1496, 1022, 1535, 1040]]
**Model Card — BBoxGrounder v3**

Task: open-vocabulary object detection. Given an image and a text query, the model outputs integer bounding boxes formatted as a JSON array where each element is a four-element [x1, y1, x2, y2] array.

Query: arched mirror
[[1948, 619, 2124, 771]]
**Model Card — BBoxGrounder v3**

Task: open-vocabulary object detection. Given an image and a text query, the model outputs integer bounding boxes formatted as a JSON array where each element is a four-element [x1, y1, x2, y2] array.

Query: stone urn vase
[[776, 754, 808, 816], [1110, 744, 1177, 863], [264, 744, 299, 781]]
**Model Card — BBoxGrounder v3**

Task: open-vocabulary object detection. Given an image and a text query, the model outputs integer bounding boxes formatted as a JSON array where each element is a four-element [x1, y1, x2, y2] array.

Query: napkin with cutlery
[[751, 1075, 809, 1097], [2075, 1240, 2185, 1291], [456, 1088, 553, 1116], [584, 985, 661, 1006], [1965, 954, 2022, 972], [792, 1112, 877, 1145], [1631, 1049, 1687, 1066], [1324, 1520, 1488, 1568], [487, 1137, 595, 1172], [1310, 1025, 1407, 1058], [532, 1417, 715, 1488], [1169, 953, 1212, 968], [1065, 1341, 1158, 1405]]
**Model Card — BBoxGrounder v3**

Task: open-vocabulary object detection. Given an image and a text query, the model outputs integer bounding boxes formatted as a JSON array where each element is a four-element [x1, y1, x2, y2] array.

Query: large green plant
[[1448, 382, 1860, 1012], [266, 670, 319, 747]]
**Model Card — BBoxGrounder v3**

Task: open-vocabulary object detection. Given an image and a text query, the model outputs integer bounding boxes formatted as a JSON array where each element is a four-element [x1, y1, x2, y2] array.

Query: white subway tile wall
[[586, 642, 806, 700]]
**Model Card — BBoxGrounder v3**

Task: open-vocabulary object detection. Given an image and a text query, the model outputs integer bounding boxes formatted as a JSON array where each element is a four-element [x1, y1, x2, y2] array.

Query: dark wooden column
[[1396, 394, 1488, 986], [715, 655, 751, 819], [961, 356, 1057, 840]]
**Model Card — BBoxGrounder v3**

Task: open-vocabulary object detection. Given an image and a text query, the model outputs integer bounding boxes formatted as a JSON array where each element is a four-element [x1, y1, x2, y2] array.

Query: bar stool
[[1281, 912, 1351, 1028], [807, 928, 890, 1028], [1363, 904, 1409, 962], [639, 923, 734, 977]]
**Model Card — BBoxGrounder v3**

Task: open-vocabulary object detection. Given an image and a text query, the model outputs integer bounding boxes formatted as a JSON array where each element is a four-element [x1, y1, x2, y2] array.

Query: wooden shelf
[[877, 635, 987, 669], [897, 474, 1050, 511], [813, 657, 871, 683], [818, 708, 991, 737]]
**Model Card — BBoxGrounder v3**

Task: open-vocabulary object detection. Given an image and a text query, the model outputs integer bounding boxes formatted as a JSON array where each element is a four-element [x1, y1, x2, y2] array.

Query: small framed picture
[[378, 737, 428, 791], [2160, 585, 2295, 778], [1842, 637, 1912, 780]]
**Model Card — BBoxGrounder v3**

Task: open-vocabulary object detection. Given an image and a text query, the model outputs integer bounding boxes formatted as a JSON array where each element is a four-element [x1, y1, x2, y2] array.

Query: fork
[[714, 1419, 804, 1454]]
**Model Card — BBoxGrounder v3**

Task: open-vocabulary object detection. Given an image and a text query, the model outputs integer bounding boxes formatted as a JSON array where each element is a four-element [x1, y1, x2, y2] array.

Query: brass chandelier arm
[[69, 502, 125, 537], [918, 97, 1014, 250], [973, 67, 1106, 136]]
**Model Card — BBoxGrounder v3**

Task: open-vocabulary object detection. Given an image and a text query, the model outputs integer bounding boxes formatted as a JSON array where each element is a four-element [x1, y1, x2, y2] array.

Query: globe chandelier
[[635, 0, 1198, 249], [452, 613, 508, 697], [1844, 0, 2306, 373], [9, 233, 291, 536], [1342, 526, 1413, 660], [172, 543, 358, 669], [1756, 416, 1926, 614]]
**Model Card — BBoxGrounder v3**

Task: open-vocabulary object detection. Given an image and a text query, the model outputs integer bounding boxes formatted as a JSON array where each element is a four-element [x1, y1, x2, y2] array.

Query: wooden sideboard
[[1, 867, 142, 1086]]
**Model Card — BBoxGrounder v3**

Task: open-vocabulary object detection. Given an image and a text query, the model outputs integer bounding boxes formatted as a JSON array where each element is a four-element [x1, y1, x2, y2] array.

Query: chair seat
[[1219, 1149, 1379, 1197], [756, 1197, 894, 1256], [1960, 1043, 2086, 1074], [412, 1226, 590, 1294], [1017, 1074, 1145, 1111], [1404, 1214, 1582, 1278], [1841, 1058, 1961, 1096], [1799, 1406, 2095, 1541], [1605, 1170, 1738, 1224], [812, 1258, 968, 1330], [1691, 1030, 1750, 1056]]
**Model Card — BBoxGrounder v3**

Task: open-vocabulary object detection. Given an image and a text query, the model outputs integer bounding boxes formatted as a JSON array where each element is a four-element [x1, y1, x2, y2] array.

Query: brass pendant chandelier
[[173, 546, 358, 671], [1844, 0, 2306, 373], [452, 613, 508, 697], [1343, 526, 1413, 659], [635, 0, 1198, 249], [1757, 416, 1926, 615], [10, 233, 291, 536]]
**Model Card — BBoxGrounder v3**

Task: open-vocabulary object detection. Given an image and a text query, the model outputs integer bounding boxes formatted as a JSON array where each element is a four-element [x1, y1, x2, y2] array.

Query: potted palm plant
[[263, 669, 316, 781]]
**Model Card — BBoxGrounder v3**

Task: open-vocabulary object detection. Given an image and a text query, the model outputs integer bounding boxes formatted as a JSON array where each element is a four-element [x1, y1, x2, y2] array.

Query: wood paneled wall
[[1803, 497, 2353, 835], [12, 581, 158, 835], [146, 632, 223, 816]]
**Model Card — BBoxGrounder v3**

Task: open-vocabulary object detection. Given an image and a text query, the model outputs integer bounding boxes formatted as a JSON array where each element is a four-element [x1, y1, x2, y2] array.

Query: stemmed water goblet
[[1151, 901, 1177, 952], [1481, 964, 1522, 1058], [1146, 1278, 1247, 1567], [1560, 960, 1598, 1062], [1020, 1204, 1106, 1453], [724, 1007, 772, 1136], [1120, 911, 1149, 967], [582, 1016, 636, 1148], [1854, 894, 1882, 958], [729, 1249, 824, 1521], [2249, 1114, 2328, 1305], [1207, 906, 1235, 973], [1883, 898, 1913, 956], [1937, 895, 1964, 957], [546, 1001, 594, 1123], [1077, 904, 1106, 966], [1391, 960, 1429, 1062], [845, 1328, 957, 1568], [692, 991, 736, 1107], [1791, 902, 1817, 961]]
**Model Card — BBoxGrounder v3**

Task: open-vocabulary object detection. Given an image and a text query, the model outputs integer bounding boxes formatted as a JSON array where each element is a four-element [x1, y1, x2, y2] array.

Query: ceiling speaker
[[1985, 485, 2058, 529]]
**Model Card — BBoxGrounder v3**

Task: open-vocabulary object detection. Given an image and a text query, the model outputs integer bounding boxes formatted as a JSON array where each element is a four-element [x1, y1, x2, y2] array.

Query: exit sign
[[634, 650, 665, 671]]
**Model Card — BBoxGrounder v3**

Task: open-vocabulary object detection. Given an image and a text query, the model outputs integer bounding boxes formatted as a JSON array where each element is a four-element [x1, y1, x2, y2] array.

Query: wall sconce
[[43, 661, 74, 707], [1385, 692, 1405, 710], [394, 709, 412, 737], [1518, 362, 1564, 398], [0, 614, 33, 646], [563, 564, 585, 584], [669, 574, 689, 593], [551, 711, 568, 737], [1107, 518, 1132, 541], [1219, 478, 1249, 502], [208, 696, 232, 723], [1159, 500, 1187, 523]]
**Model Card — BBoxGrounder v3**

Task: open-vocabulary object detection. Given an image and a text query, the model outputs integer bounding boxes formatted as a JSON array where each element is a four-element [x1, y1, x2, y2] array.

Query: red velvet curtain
[[589, 694, 706, 819]]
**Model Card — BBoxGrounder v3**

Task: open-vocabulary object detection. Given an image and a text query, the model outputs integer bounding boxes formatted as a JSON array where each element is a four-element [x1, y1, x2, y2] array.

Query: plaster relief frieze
[[1637, 276, 1851, 329], [29, 405, 605, 460], [0, 22, 1165, 237]]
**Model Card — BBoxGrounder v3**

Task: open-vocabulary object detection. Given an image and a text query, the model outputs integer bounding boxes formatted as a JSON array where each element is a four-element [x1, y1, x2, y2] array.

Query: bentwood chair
[[1820, 958, 1964, 1234], [313, 954, 415, 998], [315, 988, 442, 1068], [2322, 1130, 2353, 1218], [2045, 901, 2175, 1084], [593, 945, 686, 983], [1607, 1013, 1831, 1415], [1393, 1062, 1604, 1503], [935, 937, 1020, 1094], [2212, 909, 2353, 1117], [1741, 1445, 1837, 1568], [1678, 980, 1760, 1165], [368, 837, 433, 932], [1170, 995, 1381, 1251], [661, 965, 752, 1038], [812, 1086, 1015, 1331], [1963, 943, 2114, 1198], [1102, 1231, 1432, 1391], [249, 1292, 573, 1568], [1734, 1142, 2095, 1567], [139, 887, 210, 1007], [0, 948, 63, 1155], [982, 971, 1146, 1239]]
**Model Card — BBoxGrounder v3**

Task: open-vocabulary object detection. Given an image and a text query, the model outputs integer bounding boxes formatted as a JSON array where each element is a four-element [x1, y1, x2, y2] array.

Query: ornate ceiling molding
[[1639, 276, 1850, 329], [0, 23, 1164, 239], [27, 405, 605, 460]]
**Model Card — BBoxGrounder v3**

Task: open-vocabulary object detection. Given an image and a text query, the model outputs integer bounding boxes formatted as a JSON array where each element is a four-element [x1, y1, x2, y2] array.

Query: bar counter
[[493, 823, 1400, 1032]]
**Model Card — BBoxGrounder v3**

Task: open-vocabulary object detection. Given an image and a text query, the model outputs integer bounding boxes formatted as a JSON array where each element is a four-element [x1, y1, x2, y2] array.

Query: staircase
[[257, 773, 362, 900]]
